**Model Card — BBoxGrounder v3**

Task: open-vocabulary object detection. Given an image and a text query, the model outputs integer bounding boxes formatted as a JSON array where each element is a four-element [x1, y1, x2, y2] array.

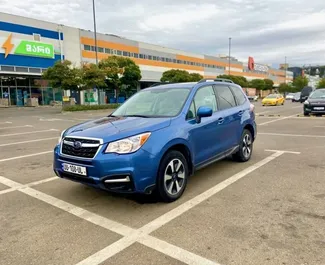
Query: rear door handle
[[217, 117, 224, 124]]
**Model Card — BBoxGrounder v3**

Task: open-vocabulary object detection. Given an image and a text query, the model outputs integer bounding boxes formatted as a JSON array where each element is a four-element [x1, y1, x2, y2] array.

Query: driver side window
[[194, 85, 217, 112], [186, 86, 217, 120]]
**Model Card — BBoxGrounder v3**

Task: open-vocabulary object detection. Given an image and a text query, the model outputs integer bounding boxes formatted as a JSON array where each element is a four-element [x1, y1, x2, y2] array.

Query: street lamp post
[[92, 0, 99, 65], [284, 56, 287, 84], [228, 37, 231, 75]]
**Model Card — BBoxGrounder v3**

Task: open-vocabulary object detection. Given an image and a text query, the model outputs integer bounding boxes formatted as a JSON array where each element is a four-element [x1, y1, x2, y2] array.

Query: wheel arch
[[158, 139, 194, 177]]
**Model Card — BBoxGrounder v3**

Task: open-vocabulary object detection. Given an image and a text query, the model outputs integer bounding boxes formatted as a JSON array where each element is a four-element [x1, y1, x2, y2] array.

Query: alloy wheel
[[164, 159, 185, 196], [242, 133, 252, 159]]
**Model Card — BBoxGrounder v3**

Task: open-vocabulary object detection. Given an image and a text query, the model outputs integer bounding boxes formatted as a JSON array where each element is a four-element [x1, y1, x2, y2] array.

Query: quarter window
[[215, 85, 236, 110], [186, 102, 196, 120], [230, 85, 246, 105]]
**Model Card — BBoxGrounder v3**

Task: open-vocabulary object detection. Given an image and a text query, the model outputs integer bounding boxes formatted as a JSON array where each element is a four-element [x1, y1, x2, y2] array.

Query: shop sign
[[248, 56, 269, 72], [14, 40, 54, 58]]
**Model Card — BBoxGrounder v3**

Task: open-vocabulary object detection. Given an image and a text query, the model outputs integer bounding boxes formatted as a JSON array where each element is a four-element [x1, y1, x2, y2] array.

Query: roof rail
[[198, 78, 234, 84], [148, 82, 178, 87]]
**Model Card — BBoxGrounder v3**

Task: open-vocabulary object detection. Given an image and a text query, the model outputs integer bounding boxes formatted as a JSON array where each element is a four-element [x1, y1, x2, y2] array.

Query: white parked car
[[285, 93, 295, 100]]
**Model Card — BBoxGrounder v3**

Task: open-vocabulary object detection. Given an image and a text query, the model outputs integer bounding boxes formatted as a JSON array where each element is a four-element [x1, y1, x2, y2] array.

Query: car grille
[[61, 137, 101, 159]]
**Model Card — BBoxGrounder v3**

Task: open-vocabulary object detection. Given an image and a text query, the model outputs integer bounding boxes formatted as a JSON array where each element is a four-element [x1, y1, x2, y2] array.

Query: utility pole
[[284, 56, 287, 84], [92, 0, 98, 65], [228, 37, 231, 75]]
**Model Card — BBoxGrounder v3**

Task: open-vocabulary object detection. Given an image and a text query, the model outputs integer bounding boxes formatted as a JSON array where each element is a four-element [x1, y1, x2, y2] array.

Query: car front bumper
[[53, 144, 159, 194], [304, 104, 325, 114]]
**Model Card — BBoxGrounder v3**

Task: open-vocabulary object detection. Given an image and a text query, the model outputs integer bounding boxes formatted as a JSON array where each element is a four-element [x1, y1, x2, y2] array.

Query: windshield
[[266, 94, 277, 98], [112, 87, 191, 117], [309, 90, 325, 99]]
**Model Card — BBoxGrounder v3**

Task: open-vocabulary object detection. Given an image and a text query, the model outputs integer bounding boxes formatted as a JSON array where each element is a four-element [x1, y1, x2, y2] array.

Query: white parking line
[[259, 132, 325, 138], [0, 125, 33, 130], [0, 137, 58, 147], [256, 110, 270, 115], [0, 176, 58, 195], [0, 150, 296, 265], [265, 149, 301, 154], [0, 121, 12, 124], [258, 114, 300, 125], [0, 151, 53, 163], [0, 129, 58, 137]]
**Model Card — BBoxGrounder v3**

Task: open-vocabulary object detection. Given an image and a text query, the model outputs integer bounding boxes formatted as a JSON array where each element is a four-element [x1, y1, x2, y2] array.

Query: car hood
[[308, 98, 325, 104], [64, 116, 171, 143]]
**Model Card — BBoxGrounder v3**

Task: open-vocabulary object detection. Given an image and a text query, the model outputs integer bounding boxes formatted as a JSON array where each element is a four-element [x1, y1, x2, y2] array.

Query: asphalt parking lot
[[1, 101, 325, 265]]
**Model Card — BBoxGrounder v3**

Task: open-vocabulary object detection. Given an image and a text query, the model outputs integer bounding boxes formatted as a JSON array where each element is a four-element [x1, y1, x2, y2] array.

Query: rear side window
[[214, 85, 236, 110], [230, 85, 246, 105]]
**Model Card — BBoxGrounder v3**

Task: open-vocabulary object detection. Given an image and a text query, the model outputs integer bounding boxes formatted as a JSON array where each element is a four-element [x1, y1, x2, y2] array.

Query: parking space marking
[[259, 132, 325, 138], [139, 235, 222, 265], [0, 121, 12, 124], [0, 176, 58, 195], [0, 137, 58, 147], [0, 150, 289, 265], [315, 126, 325, 128], [255, 110, 270, 115], [0, 151, 53, 163], [291, 105, 303, 109], [139, 151, 287, 235], [0, 125, 33, 130], [258, 114, 300, 125], [265, 149, 301, 154], [0, 129, 59, 137]]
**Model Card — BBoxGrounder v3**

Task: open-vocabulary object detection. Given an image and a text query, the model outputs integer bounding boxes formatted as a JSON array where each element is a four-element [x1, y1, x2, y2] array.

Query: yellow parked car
[[262, 94, 285, 106]]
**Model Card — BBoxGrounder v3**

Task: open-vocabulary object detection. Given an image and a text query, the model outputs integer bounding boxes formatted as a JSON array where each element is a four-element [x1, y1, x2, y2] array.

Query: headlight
[[304, 100, 309, 104], [105, 132, 151, 154], [58, 130, 66, 144]]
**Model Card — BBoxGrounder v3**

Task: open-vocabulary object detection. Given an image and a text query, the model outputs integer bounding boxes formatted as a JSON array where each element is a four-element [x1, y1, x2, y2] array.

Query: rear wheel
[[233, 129, 253, 162], [156, 150, 189, 202]]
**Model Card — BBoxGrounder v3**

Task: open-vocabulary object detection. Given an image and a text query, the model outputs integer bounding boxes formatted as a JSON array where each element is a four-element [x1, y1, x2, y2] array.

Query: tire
[[156, 150, 189, 202], [233, 129, 253, 162], [304, 112, 309, 116]]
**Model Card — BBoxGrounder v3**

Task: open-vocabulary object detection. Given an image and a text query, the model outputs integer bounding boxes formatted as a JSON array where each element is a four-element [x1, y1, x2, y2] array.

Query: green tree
[[81, 63, 107, 89], [99, 56, 141, 101], [249, 79, 266, 90], [316, 78, 325, 89], [264, 79, 274, 90], [42, 60, 82, 91], [278, 83, 292, 94], [217, 74, 248, 87], [189, 73, 203, 82], [293, 76, 308, 91], [161, 69, 192, 82]]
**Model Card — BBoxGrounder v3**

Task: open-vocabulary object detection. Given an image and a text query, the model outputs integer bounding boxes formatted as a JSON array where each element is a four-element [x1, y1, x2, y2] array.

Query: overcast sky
[[1, 0, 325, 67]]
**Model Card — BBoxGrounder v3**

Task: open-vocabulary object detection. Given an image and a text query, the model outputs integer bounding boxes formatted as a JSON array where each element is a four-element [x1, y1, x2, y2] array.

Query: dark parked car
[[292, 92, 301, 102], [303, 88, 325, 116], [300, 86, 313, 103]]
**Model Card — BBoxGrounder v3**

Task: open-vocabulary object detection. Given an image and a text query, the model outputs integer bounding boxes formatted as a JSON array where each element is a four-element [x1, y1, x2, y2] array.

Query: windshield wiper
[[124, 114, 150, 118]]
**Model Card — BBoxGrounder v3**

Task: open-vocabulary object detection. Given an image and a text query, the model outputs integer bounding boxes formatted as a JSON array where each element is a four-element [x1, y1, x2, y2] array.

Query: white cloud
[[1, 0, 325, 66]]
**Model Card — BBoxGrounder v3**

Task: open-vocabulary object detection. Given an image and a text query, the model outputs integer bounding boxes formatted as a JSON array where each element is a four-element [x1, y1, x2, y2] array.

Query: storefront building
[[0, 12, 293, 106]]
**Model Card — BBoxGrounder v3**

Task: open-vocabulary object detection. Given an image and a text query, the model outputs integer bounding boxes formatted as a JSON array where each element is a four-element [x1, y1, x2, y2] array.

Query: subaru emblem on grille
[[74, 141, 82, 149]]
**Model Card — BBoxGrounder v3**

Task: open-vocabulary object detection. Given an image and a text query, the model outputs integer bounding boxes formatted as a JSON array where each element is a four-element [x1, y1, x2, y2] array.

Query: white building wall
[[62, 27, 82, 66]]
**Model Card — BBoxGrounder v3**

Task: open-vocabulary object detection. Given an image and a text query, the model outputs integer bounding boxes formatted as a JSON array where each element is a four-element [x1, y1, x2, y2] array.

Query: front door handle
[[238, 110, 243, 116], [217, 117, 224, 124]]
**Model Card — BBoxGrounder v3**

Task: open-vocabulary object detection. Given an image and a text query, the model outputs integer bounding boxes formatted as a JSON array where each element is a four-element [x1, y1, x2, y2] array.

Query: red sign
[[248, 56, 255, 70]]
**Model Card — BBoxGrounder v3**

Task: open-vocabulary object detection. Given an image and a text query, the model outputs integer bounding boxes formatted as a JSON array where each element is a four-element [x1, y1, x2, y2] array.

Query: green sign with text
[[14, 40, 54, 58]]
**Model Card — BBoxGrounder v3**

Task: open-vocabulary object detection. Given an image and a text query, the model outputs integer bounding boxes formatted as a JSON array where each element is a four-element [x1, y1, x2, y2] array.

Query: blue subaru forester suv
[[54, 79, 257, 202]]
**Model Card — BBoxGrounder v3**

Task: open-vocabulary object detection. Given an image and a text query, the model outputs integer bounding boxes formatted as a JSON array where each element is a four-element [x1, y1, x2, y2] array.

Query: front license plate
[[62, 163, 87, 176], [314, 107, 324, 110]]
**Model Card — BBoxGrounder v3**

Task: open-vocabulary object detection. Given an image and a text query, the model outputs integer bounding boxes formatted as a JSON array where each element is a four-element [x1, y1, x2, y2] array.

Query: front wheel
[[157, 150, 189, 202], [233, 129, 253, 162]]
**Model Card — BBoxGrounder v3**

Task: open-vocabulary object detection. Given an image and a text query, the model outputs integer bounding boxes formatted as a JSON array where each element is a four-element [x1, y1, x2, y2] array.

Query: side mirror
[[196, 106, 212, 123]]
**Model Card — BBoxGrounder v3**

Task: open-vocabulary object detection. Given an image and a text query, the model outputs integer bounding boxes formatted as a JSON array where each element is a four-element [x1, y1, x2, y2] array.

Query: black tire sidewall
[[235, 129, 253, 162], [157, 150, 188, 202]]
